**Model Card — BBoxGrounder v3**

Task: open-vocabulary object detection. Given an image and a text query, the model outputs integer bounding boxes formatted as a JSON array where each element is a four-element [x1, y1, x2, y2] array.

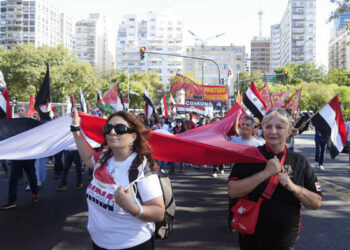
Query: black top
[[229, 146, 322, 248]]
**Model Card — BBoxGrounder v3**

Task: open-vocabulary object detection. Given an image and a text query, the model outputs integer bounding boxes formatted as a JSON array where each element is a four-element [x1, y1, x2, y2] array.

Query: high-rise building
[[183, 45, 245, 96], [250, 37, 270, 73], [0, 0, 73, 50], [270, 0, 316, 71], [328, 10, 350, 71], [116, 9, 184, 89], [328, 28, 350, 71], [74, 13, 115, 72]]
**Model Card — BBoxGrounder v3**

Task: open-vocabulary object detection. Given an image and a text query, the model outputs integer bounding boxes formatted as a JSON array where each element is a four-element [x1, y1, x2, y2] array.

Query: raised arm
[[71, 109, 96, 169]]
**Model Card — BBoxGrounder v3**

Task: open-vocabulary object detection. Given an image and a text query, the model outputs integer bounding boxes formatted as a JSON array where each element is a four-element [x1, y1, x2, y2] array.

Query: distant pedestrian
[[314, 127, 326, 171]]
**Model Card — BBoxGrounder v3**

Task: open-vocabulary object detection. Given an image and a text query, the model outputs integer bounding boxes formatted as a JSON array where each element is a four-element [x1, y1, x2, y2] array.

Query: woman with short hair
[[228, 108, 322, 249]]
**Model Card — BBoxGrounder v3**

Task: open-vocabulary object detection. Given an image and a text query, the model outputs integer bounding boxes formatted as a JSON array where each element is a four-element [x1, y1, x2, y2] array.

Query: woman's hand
[[278, 173, 297, 192], [71, 109, 81, 126], [114, 186, 139, 216], [264, 156, 281, 178]]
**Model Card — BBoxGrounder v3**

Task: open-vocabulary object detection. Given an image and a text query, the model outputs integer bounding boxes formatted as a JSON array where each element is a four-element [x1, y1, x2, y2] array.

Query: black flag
[[34, 64, 52, 120]]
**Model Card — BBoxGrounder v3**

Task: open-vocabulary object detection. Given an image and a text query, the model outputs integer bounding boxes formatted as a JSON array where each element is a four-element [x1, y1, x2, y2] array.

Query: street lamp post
[[188, 31, 225, 85]]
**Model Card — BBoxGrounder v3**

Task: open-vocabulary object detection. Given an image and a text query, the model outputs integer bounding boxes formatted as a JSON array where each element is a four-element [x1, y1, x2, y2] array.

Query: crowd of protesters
[[3, 104, 350, 249]]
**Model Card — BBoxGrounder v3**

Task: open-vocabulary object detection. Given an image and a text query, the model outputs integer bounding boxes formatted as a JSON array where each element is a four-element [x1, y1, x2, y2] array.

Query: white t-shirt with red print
[[86, 151, 162, 249]]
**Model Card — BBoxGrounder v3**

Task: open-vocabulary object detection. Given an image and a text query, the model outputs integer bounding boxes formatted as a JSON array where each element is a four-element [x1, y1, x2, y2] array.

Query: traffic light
[[140, 46, 146, 60], [284, 70, 288, 79]]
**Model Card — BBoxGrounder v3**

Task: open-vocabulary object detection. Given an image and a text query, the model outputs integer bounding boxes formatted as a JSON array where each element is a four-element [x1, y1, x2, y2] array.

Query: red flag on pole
[[160, 96, 169, 118], [258, 81, 273, 110], [283, 88, 302, 114], [271, 90, 291, 108], [27, 95, 36, 118]]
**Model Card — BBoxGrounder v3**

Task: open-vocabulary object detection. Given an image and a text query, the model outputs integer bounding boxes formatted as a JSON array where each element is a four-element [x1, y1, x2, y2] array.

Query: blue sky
[[54, 0, 335, 68]]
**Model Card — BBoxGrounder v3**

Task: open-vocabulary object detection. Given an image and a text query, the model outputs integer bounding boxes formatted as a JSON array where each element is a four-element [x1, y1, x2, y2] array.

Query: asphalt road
[[0, 130, 350, 250]]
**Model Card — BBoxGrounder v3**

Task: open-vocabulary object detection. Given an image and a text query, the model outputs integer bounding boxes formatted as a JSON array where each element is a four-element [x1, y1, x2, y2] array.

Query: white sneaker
[[220, 170, 225, 175], [212, 173, 218, 178], [319, 165, 325, 171], [314, 162, 319, 168], [25, 185, 30, 192]]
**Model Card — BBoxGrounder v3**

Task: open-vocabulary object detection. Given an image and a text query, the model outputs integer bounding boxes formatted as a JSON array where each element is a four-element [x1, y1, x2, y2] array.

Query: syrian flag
[[96, 89, 103, 104], [243, 81, 268, 120], [79, 89, 87, 113], [116, 82, 125, 111], [34, 64, 52, 120], [160, 96, 168, 118], [170, 92, 177, 114], [311, 96, 347, 159], [0, 71, 12, 119], [143, 87, 154, 118]]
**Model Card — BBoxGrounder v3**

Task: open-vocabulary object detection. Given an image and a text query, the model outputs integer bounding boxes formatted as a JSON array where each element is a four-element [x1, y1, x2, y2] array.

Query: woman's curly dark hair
[[99, 111, 158, 174]]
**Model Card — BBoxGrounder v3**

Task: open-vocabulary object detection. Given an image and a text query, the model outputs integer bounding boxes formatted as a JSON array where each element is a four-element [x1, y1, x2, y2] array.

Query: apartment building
[[74, 13, 115, 72], [270, 0, 316, 71], [183, 45, 245, 95], [328, 27, 350, 71], [0, 0, 72, 50], [250, 37, 270, 73], [116, 9, 184, 89]]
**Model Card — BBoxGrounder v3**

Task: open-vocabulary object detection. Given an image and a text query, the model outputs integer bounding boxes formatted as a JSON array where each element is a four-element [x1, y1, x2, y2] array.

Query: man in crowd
[[229, 115, 263, 146], [1, 106, 39, 210]]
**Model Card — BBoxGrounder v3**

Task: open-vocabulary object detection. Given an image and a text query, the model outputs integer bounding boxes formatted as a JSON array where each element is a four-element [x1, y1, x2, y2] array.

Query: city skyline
[[53, 0, 335, 69]]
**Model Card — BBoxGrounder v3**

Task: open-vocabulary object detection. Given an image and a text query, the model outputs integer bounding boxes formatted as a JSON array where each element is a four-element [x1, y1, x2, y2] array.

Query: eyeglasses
[[265, 108, 289, 118], [103, 123, 135, 135]]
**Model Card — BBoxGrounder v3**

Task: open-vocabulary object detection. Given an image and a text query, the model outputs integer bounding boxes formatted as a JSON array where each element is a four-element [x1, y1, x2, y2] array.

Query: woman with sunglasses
[[228, 108, 322, 250], [70, 109, 164, 250]]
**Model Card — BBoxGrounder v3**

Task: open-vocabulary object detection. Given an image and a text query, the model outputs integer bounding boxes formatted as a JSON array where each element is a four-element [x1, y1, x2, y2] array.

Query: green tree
[[324, 68, 350, 86], [0, 44, 105, 104], [275, 63, 325, 85]]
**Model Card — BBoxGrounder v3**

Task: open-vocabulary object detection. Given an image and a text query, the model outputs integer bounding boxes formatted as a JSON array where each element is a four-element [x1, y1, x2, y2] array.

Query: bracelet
[[70, 125, 81, 132], [134, 203, 144, 218]]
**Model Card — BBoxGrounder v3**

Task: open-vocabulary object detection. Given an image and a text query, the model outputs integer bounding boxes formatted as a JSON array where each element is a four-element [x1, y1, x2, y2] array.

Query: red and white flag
[[243, 81, 267, 120], [0, 88, 11, 118], [311, 96, 347, 159], [170, 92, 177, 114], [160, 96, 168, 118], [143, 86, 154, 118], [227, 65, 233, 84]]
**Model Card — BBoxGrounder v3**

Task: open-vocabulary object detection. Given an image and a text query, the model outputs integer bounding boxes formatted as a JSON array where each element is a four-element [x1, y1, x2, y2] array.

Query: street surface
[[0, 130, 350, 249]]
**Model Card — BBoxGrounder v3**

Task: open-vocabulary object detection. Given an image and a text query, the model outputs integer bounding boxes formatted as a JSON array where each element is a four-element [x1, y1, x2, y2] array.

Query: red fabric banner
[[258, 82, 272, 110], [271, 90, 291, 108], [283, 88, 301, 114], [79, 104, 266, 165]]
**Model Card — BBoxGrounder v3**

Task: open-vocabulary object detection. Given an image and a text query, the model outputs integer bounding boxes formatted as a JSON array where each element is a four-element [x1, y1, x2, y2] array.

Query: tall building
[[328, 28, 350, 71], [270, 0, 316, 71], [0, 0, 73, 50], [183, 45, 245, 96], [250, 37, 270, 73], [270, 24, 281, 71], [328, 10, 350, 71], [74, 13, 115, 72], [116, 9, 184, 89]]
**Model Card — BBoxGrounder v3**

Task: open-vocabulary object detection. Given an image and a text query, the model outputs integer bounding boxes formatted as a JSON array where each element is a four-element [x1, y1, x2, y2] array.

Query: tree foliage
[[0, 44, 105, 104], [328, 0, 350, 23]]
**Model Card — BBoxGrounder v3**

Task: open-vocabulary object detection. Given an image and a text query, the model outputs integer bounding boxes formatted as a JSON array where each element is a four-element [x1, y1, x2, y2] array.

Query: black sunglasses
[[265, 108, 289, 118], [103, 124, 135, 135]]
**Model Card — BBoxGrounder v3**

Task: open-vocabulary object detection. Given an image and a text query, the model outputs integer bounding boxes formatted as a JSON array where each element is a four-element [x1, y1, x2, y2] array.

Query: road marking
[[318, 176, 350, 201]]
